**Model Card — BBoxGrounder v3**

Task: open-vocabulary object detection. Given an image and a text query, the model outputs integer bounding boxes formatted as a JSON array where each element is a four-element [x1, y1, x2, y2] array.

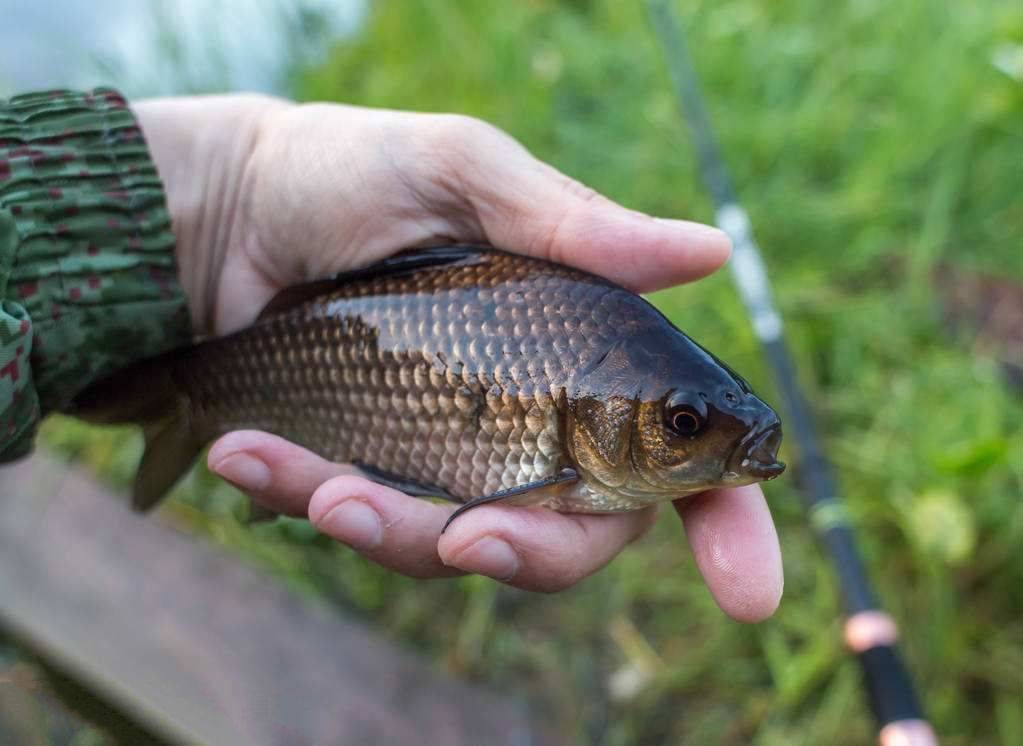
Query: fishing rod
[[645, 3, 936, 744]]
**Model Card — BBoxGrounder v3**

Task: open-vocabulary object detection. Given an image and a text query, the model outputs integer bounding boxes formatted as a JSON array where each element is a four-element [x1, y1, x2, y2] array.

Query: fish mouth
[[729, 422, 785, 481]]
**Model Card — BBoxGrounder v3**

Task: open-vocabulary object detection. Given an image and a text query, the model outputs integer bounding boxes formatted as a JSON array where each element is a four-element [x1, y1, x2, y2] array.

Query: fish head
[[629, 362, 785, 495], [568, 332, 785, 504]]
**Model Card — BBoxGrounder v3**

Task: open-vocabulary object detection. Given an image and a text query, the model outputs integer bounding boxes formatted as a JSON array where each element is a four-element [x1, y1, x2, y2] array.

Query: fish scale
[[172, 250, 628, 501]]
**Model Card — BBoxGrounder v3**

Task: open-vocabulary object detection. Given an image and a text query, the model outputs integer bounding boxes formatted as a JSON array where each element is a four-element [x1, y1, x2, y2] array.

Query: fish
[[71, 245, 785, 527]]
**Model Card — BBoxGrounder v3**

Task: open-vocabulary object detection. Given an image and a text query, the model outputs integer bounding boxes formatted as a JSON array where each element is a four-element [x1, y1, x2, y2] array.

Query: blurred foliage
[[37, 0, 1023, 743]]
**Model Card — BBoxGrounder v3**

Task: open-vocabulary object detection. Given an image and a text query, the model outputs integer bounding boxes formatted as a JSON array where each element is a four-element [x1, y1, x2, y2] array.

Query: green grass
[[38, 0, 1023, 743]]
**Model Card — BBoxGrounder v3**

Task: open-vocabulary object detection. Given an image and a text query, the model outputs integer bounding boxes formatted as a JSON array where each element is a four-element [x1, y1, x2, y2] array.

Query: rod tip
[[879, 719, 938, 746]]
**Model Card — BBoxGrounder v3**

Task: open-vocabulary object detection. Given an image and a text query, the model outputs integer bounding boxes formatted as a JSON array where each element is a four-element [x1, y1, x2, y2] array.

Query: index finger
[[438, 504, 658, 592]]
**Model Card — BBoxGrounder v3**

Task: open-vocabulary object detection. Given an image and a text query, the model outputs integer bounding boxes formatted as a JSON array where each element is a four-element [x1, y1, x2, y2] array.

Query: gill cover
[[568, 342, 643, 489]]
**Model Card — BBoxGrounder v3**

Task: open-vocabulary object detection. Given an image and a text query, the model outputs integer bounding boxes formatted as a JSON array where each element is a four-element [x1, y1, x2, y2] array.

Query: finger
[[437, 504, 658, 592], [308, 475, 463, 579], [674, 484, 783, 622], [428, 117, 732, 293], [207, 430, 358, 516]]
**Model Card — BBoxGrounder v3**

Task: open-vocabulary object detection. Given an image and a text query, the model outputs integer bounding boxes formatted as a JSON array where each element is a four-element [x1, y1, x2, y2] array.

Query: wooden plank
[[0, 453, 558, 746]]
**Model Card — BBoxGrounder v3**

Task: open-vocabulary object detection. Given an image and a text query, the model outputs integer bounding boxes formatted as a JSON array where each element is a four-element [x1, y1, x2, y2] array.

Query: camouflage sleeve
[[0, 88, 192, 461]]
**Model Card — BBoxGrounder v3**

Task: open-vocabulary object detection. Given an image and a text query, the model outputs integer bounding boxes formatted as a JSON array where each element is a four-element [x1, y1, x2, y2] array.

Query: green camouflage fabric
[[0, 88, 191, 461]]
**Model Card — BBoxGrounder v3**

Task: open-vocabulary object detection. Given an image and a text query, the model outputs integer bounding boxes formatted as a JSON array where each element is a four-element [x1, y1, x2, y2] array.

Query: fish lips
[[729, 421, 786, 481]]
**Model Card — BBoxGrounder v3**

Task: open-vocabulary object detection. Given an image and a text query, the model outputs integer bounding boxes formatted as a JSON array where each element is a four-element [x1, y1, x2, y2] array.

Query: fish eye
[[724, 391, 739, 404], [666, 405, 704, 437]]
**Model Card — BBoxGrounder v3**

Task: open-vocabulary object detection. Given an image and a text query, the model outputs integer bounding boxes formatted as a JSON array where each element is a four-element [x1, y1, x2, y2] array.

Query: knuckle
[[526, 176, 602, 261], [413, 113, 510, 175], [559, 175, 601, 204], [427, 113, 497, 148]]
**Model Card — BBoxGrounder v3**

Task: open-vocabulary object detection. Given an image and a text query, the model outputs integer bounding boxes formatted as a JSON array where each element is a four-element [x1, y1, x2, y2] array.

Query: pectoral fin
[[441, 469, 579, 533]]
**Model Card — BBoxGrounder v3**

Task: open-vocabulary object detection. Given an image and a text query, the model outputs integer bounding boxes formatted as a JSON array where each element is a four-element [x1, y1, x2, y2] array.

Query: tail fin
[[70, 356, 202, 511]]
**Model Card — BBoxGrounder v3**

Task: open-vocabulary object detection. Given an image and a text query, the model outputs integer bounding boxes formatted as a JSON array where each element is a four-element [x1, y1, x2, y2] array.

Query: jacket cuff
[[0, 88, 192, 460]]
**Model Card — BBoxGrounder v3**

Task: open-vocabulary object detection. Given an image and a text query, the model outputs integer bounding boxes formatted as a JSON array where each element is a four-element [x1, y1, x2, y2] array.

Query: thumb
[[431, 116, 731, 292]]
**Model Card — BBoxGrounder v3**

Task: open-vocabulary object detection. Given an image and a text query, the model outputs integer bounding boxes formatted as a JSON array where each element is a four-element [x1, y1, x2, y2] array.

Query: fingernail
[[450, 537, 520, 582], [316, 500, 383, 550], [212, 452, 271, 492]]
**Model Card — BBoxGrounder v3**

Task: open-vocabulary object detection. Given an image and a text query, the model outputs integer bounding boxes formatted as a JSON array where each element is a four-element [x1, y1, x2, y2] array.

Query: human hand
[[135, 96, 782, 618]]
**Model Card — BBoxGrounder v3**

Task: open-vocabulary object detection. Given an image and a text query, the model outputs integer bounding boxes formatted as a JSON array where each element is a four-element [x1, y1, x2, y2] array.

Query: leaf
[[931, 437, 1009, 478]]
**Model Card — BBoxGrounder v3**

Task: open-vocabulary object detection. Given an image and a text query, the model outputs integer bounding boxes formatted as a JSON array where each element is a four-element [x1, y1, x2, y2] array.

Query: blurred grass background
[[30, 0, 1023, 743]]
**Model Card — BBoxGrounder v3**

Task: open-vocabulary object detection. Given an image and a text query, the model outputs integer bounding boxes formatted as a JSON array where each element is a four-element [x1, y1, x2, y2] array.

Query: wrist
[[133, 93, 292, 335]]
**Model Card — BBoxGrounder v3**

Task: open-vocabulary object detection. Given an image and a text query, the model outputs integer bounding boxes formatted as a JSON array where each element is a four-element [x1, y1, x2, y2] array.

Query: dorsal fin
[[257, 245, 488, 320], [256, 278, 340, 320]]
